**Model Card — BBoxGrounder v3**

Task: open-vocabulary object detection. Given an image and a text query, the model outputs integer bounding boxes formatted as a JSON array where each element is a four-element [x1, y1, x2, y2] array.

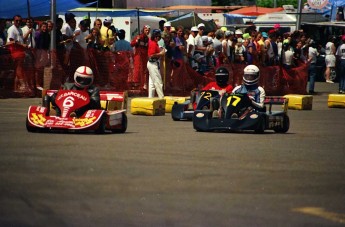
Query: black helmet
[[215, 67, 229, 86], [152, 29, 161, 37]]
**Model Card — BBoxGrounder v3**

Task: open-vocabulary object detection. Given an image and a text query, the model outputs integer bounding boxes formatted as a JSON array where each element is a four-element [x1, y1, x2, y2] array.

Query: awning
[[168, 12, 217, 32], [229, 6, 284, 16], [0, 0, 95, 18]]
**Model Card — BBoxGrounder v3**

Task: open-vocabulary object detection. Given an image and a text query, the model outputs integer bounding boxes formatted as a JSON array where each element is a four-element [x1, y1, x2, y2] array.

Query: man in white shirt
[[307, 40, 318, 94], [186, 26, 198, 67], [21, 17, 35, 48]]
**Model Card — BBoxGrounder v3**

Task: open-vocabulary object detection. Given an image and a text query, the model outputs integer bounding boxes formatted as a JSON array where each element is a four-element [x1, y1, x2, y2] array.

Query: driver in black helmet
[[202, 67, 233, 94], [203, 67, 233, 118]]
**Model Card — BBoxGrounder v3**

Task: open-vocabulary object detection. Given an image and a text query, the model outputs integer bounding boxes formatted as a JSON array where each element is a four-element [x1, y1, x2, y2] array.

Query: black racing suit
[[45, 83, 101, 117]]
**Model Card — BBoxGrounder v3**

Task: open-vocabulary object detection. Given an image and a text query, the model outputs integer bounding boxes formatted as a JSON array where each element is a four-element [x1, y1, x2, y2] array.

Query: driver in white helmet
[[48, 66, 101, 116], [232, 64, 266, 110]]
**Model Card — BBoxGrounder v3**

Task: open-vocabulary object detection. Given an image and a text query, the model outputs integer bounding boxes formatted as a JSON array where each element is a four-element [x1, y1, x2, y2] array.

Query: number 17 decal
[[227, 96, 241, 106]]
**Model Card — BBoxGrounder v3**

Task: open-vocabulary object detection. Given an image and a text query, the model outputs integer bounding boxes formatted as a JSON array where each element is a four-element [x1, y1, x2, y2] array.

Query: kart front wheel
[[111, 113, 127, 133], [26, 118, 38, 132], [274, 115, 290, 133]]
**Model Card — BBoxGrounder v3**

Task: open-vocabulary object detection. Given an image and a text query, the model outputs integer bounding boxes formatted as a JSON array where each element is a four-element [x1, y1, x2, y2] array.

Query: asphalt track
[[0, 82, 345, 227]]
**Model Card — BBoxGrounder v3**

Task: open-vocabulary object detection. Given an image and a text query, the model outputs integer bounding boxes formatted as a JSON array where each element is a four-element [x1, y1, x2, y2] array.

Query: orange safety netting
[[0, 44, 308, 98]]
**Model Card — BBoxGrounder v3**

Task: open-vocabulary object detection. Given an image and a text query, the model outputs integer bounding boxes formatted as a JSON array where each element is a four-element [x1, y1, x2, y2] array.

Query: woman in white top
[[324, 35, 336, 83], [336, 35, 345, 94]]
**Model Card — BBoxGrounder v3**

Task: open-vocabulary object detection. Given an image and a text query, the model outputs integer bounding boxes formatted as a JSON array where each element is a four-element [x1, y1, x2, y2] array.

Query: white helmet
[[74, 66, 94, 88], [243, 65, 260, 85]]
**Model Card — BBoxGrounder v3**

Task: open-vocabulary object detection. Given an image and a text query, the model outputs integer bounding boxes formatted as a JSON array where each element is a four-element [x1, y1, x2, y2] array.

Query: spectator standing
[[21, 17, 35, 48], [86, 27, 103, 50], [170, 25, 186, 87], [212, 29, 224, 67], [130, 25, 150, 89], [61, 12, 76, 76], [115, 29, 132, 52], [147, 29, 165, 98], [34, 21, 50, 89], [74, 20, 90, 50], [94, 19, 102, 30], [194, 23, 207, 55], [324, 35, 336, 83], [100, 17, 115, 51], [7, 15, 31, 93], [282, 43, 294, 69], [336, 35, 345, 94], [187, 26, 198, 66], [307, 40, 318, 94]]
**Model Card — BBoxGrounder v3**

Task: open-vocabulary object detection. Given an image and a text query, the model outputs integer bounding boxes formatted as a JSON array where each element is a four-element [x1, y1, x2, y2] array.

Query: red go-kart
[[26, 90, 127, 133]]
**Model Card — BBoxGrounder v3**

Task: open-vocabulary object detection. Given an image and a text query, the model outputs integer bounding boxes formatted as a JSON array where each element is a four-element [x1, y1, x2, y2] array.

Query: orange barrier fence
[[0, 44, 308, 98]]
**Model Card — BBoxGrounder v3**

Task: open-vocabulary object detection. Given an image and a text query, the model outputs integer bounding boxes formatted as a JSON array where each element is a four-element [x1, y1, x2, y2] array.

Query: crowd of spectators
[[1, 13, 345, 96]]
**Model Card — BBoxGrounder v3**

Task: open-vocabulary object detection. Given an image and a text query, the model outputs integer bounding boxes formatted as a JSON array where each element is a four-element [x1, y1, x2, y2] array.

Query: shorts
[[325, 55, 336, 67]]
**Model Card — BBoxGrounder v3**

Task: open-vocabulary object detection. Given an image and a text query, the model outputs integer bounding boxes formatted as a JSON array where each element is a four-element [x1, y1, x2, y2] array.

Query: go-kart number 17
[[227, 96, 241, 106]]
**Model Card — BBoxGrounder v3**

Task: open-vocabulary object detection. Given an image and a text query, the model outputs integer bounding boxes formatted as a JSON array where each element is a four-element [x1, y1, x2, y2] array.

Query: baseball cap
[[243, 33, 251, 39], [262, 32, 268, 38], [164, 22, 171, 27], [191, 26, 198, 32], [104, 16, 113, 23], [65, 13, 75, 22], [201, 36, 208, 42], [225, 31, 232, 37], [235, 29, 243, 35], [197, 23, 205, 29]]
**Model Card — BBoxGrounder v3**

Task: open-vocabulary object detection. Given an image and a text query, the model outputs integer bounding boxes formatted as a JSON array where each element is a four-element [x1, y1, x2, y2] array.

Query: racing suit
[[232, 84, 266, 110], [47, 83, 101, 117]]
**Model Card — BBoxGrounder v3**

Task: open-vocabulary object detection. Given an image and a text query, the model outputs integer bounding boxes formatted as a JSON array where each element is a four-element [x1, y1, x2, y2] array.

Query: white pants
[[147, 61, 164, 98]]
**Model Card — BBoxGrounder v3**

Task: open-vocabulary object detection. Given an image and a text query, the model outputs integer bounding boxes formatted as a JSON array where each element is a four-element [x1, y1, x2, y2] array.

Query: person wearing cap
[[336, 35, 345, 94], [100, 16, 115, 51], [130, 25, 151, 90], [163, 22, 171, 33], [187, 26, 198, 66], [235, 29, 243, 39], [194, 23, 207, 55]]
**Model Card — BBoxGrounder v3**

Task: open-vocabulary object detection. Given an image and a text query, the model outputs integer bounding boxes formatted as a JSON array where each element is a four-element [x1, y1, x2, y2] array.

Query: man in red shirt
[[147, 29, 166, 98], [202, 67, 233, 94]]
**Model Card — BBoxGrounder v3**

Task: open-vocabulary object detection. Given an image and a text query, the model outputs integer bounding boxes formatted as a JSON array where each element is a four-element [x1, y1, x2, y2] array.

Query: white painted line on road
[[292, 207, 345, 224]]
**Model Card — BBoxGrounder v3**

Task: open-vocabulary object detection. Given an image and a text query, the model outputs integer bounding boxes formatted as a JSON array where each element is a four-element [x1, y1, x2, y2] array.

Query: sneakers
[[326, 80, 334, 84]]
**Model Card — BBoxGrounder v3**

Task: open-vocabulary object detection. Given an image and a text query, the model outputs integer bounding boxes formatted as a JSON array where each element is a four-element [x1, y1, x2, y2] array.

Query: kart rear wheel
[[111, 113, 127, 133], [274, 115, 290, 133], [254, 117, 265, 134]]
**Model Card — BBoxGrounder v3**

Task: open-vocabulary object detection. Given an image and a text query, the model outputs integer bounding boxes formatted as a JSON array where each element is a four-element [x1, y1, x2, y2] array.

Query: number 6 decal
[[63, 96, 75, 108], [226, 96, 241, 106]]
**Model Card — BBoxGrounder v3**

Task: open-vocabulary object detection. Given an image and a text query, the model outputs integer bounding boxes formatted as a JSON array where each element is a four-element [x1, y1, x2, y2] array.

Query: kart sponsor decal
[[29, 113, 46, 126], [73, 117, 97, 127], [196, 113, 205, 118], [268, 116, 283, 128], [227, 95, 241, 107], [250, 114, 258, 119], [56, 91, 88, 101], [84, 110, 98, 118]]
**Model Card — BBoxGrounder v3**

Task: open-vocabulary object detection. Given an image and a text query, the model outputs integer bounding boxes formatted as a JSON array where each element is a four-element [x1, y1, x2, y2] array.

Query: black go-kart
[[171, 90, 220, 121], [193, 93, 290, 133]]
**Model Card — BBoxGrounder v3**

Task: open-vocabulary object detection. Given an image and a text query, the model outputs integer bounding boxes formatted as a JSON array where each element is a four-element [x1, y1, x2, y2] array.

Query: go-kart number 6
[[63, 96, 75, 108], [227, 95, 241, 106]]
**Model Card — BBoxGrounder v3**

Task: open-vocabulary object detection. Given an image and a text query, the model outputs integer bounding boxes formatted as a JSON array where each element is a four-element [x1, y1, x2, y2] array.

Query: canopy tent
[[68, 7, 175, 18], [229, 6, 284, 16], [0, 0, 95, 18], [223, 13, 257, 25], [168, 12, 217, 32]]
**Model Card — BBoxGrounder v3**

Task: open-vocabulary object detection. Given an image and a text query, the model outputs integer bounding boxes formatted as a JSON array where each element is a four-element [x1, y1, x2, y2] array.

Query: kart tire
[[254, 117, 265, 134], [274, 115, 290, 133], [95, 115, 106, 134], [111, 113, 127, 133]]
